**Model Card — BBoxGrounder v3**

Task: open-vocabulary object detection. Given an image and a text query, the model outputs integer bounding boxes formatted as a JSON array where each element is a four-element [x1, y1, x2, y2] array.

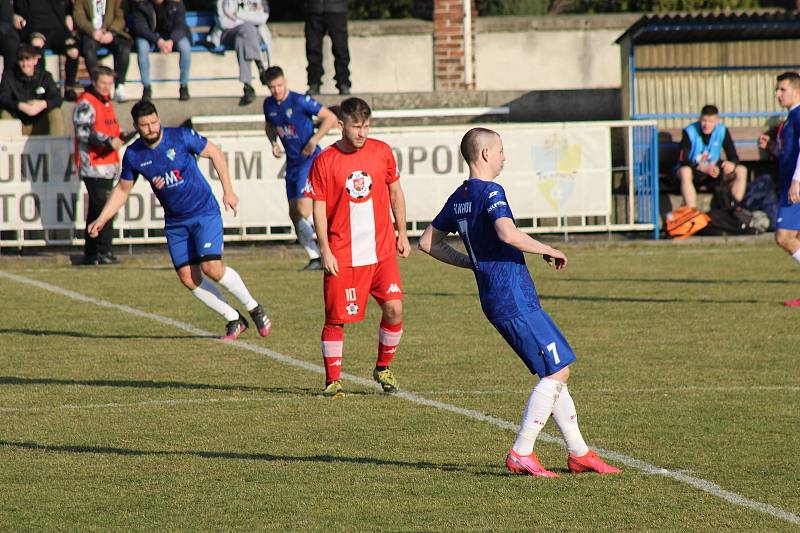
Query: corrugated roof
[[616, 9, 800, 45]]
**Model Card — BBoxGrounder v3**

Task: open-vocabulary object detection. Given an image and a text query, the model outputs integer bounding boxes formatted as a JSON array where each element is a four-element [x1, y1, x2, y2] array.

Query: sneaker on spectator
[[114, 84, 128, 103], [239, 83, 255, 106], [337, 84, 351, 95], [64, 87, 78, 102], [141, 85, 152, 101], [259, 69, 269, 86], [179, 85, 190, 101], [307, 83, 320, 95]]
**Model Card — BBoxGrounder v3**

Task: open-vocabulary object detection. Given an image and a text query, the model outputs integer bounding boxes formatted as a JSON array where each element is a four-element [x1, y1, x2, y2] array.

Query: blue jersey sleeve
[[182, 127, 208, 155], [432, 203, 456, 234], [485, 183, 514, 221], [120, 149, 138, 182], [299, 93, 323, 117]]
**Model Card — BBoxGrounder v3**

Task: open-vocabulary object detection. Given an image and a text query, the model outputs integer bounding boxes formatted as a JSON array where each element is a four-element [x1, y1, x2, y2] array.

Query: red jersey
[[306, 138, 400, 267]]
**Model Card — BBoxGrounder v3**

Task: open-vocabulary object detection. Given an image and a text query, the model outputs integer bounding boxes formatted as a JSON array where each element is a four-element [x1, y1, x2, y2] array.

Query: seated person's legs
[[727, 164, 748, 204], [135, 37, 152, 92], [676, 165, 699, 208]]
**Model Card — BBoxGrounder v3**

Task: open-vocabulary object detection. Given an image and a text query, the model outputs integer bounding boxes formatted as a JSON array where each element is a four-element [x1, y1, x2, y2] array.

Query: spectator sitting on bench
[[216, 0, 270, 106], [675, 105, 747, 209], [0, 43, 63, 135], [73, 0, 132, 102], [130, 0, 192, 102]]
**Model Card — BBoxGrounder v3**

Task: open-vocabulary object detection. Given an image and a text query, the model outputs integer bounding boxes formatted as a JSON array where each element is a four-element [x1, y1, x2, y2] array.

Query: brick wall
[[433, 0, 476, 90]]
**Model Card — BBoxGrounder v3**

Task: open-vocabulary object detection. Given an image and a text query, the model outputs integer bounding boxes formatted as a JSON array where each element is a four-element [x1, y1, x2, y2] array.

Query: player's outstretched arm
[[313, 199, 339, 276], [87, 179, 134, 238], [494, 217, 567, 269], [419, 224, 472, 269], [201, 140, 239, 215], [388, 180, 411, 257]]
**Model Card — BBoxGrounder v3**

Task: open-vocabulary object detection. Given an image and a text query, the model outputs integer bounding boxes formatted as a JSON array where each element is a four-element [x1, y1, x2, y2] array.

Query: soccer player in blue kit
[[419, 128, 621, 477], [765, 72, 800, 307], [87, 100, 272, 340], [263, 66, 338, 271]]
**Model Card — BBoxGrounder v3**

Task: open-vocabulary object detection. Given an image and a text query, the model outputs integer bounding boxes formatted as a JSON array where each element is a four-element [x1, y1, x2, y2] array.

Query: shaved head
[[460, 128, 500, 164]]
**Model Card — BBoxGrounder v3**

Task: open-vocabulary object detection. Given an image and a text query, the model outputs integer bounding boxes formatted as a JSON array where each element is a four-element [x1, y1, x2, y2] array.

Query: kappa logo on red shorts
[[386, 283, 401, 294]]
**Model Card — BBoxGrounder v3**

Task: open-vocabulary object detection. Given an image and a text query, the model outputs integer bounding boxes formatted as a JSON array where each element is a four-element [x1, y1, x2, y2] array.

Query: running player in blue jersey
[[263, 66, 338, 271], [766, 72, 800, 307], [419, 127, 621, 477], [87, 100, 272, 340]]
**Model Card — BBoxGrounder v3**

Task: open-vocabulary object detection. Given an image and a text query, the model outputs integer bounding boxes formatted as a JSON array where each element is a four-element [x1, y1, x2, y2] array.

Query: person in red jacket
[[73, 65, 128, 265]]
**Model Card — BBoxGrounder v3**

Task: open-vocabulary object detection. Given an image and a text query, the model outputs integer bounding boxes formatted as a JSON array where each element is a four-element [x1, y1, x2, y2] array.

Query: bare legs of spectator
[[221, 22, 264, 106], [729, 164, 748, 203], [678, 165, 699, 208], [81, 34, 131, 101]]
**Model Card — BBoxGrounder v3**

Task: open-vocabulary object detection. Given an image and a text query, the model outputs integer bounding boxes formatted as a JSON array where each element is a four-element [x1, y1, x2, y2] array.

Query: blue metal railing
[[632, 123, 660, 239]]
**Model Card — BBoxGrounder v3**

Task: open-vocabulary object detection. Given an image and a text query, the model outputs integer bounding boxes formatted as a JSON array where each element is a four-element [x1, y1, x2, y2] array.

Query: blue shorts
[[492, 309, 576, 378], [776, 200, 800, 231], [164, 211, 224, 269], [285, 157, 316, 200]]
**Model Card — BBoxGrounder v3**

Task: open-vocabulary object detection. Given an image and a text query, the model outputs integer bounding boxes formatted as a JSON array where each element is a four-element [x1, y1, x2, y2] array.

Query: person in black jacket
[[14, 0, 80, 101], [130, 0, 192, 101], [0, 43, 63, 135], [0, 0, 22, 80], [304, 0, 350, 95]]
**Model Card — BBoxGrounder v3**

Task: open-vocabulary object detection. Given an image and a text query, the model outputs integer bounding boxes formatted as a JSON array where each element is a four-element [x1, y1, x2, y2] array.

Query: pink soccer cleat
[[219, 313, 248, 341], [567, 450, 621, 474], [783, 299, 800, 307], [506, 448, 559, 478], [248, 304, 272, 337]]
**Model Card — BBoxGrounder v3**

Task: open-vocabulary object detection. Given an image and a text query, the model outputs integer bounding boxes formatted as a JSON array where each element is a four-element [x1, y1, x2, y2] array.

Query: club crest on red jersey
[[345, 170, 373, 201]]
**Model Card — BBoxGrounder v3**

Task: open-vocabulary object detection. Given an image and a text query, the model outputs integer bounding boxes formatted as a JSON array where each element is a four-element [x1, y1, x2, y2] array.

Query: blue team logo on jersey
[[152, 169, 184, 190], [286, 108, 293, 119], [167, 148, 176, 161]]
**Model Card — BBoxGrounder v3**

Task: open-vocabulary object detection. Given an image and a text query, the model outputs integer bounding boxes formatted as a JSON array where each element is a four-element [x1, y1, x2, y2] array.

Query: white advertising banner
[[0, 124, 611, 241]]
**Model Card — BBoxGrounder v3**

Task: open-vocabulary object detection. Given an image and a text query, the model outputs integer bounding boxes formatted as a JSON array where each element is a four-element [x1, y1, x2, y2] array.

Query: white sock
[[550, 384, 589, 457], [296, 217, 320, 260], [512, 378, 562, 456], [191, 277, 239, 322], [218, 267, 258, 311], [792, 248, 800, 264]]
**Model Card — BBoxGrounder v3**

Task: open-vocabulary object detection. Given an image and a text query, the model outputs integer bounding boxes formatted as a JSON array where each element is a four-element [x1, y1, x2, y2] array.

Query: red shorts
[[323, 255, 403, 324]]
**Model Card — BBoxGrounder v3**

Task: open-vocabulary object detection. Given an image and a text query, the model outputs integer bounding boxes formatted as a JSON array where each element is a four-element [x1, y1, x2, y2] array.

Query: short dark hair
[[339, 97, 371, 123], [777, 71, 800, 89], [460, 127, 499, 164], [16, 43, 39, 60], [91, 65, 116, 81], [264, 66, 284, 84], [131, 100, 158, 121], [700, 105, 719, 117]]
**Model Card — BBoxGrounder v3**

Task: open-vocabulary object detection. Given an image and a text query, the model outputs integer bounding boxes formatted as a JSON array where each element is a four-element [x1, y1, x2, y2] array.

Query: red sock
[[321, 323, 344, 383], [377, 319, 402, 367]]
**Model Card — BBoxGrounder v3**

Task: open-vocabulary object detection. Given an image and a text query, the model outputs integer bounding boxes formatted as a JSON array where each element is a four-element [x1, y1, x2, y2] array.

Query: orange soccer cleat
[[505, 448, 559, 478], [567, 450, 621, 474]]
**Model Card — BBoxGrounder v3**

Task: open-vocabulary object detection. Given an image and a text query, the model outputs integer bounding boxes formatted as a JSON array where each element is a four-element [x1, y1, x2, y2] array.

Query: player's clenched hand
[[790, 181, 800, 204], [300, 140, 317, 157], [397, 235, 411, 258], [321, 249, 339, 276], [543, 250, 568, 270], [271, 143, 283, 158], [87, 219, 104, 238], [222, 191, 239, 215]]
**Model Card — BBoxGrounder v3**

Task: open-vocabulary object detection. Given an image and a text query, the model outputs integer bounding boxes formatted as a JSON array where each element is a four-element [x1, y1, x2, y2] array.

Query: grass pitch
[[1, 238, 798, 531]]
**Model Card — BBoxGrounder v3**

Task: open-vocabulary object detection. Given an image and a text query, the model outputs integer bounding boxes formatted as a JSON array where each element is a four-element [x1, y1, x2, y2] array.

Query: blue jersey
[[778, 105, 800, 198], [120, 127, 218, 222], [263, 91, 323, 166], [432, 179, 541, 323]]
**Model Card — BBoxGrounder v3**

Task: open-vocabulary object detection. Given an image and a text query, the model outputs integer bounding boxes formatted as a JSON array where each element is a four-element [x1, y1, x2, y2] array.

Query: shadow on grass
[[559, 277, 792, 286], [407, 292, 763, 304], [0, 375, 322, 395], [0, 439, 505, 476], [0, 328, 208, 340]]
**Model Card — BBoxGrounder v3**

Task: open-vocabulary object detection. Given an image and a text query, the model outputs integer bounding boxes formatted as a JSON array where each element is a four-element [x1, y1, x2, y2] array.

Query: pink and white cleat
[[783, 299, 800, 307], [506, 448, 559, 478], [567, 450, 621, 474], [248, 304, 272, 337], [219, 313, 248, 341]]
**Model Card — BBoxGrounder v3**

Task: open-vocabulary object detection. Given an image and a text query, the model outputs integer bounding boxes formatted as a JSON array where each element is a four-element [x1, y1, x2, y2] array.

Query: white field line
[[0, 396, 302, 413], [1, 270, 798, 526]]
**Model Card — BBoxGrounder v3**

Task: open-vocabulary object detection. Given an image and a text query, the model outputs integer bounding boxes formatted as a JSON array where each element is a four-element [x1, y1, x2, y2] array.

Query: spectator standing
[[130, 0, 192, 101], [73, 0, 132, 102], [0, 0, 22, 79], [675, 105, 748, 208], [216, 0, 270, 106], [304, 0, 350, 96], [14, 0, 80, 101], [0, 43, 63, 135], [73, 66, 126, 265]]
